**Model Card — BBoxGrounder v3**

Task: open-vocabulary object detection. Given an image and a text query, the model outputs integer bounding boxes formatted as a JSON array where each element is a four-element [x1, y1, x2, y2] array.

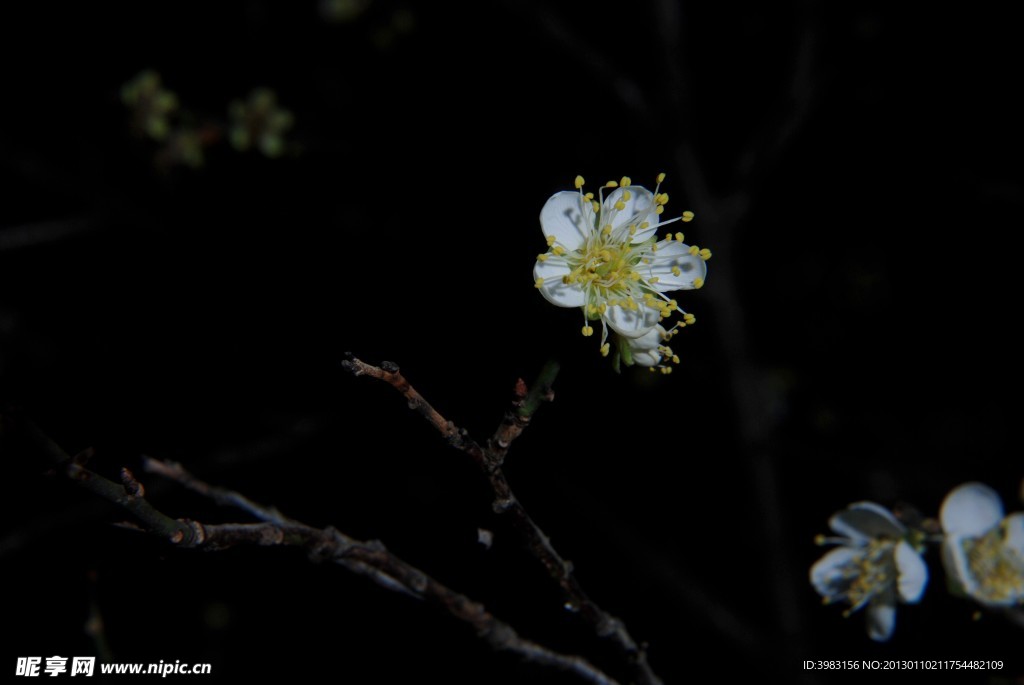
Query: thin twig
[[4, 411, 618, 685], [142, 457, 292, 526], [343, 355, 661, 685]]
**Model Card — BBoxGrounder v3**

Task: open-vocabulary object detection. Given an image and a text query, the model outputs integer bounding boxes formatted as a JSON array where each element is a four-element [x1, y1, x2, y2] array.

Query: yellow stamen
[[600, 343, 610, 357], [534, 277, 544, 289], [574, 175, 585, 189], [682, 210, 695, 222], [700, 248, 712, 260], [656, 172, 666, 183]]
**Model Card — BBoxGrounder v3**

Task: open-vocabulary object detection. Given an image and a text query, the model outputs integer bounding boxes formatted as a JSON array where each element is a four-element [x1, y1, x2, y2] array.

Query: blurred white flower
[[811, 502, 928, 641], [940, 482, 1024, 607], [534, 174, 707, 370]]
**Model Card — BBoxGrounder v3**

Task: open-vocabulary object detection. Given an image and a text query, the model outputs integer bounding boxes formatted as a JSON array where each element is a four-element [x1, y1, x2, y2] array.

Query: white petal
[[622, 326, 667, 367], [540, 191, 592, 252], [627, 325, 664, 351], [631, 351, 661, 367], [604, 302, 660, 338], [829, 502, 905, 543], [865, 594, 897, 642], [941, 538, 970, 596], [602, 186, 657, 242], [646, 241, 707, 291], [810, 546, 858, 598], [940, 482, 1004, 537], [534, 259, 585, 308], [894, 541, 928, 603]]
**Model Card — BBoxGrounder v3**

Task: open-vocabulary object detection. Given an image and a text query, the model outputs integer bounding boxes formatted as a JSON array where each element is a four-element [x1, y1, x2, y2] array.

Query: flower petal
[[810, 546, 858, 598], [540, 191, 592, 252], [940, 482, 1004, 537], [894, 540, 928, 603], [627, 325, 664, 350], [602, 186, 658, 242], [829, 502, 905, 543], [646, 241, 708, 291], [941, 538, 970, 596], [534, 259, 585, 308], [865, 591, 897, 642], [604, 302, 660, 338], [631, 350, 661, 367]]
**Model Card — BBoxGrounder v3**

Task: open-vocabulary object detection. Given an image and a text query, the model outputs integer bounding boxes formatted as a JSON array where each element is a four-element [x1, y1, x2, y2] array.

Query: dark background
[[2, 1, 1021, 683]]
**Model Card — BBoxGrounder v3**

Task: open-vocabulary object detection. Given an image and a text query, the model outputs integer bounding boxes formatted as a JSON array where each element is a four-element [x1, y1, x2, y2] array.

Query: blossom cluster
[[811, 482, 1024, 641]]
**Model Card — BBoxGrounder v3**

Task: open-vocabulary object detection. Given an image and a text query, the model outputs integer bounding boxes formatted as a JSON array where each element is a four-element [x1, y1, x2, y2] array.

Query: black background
[[2, 1, 1022, 683]]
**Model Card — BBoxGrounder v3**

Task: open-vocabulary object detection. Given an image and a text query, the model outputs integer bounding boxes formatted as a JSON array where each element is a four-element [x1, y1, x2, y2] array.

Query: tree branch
[[3, 409, 618, 685], [343, 355, 661, 685]]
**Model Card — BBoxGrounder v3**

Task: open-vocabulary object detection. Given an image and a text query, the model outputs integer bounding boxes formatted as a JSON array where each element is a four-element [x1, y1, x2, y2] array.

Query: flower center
[[829, 539, 897, 614], [962, 526, 1024, 603], [559, 224, 656, 321]]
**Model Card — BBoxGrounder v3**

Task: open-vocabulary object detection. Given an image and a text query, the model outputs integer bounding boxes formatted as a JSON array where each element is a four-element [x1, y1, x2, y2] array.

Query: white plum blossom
[[810, 502, 928, 641], [940, 482, 1024, 607], [534, 174, 707, 373]]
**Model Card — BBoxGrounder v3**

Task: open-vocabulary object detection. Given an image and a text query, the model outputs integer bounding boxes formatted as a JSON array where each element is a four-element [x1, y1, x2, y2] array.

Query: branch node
[[119, 467, 145, 498], [340, 359, 363, 377], [67, 463, 90, 481], [381, 360, 400, 374], [172, 519, 206, 546]]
